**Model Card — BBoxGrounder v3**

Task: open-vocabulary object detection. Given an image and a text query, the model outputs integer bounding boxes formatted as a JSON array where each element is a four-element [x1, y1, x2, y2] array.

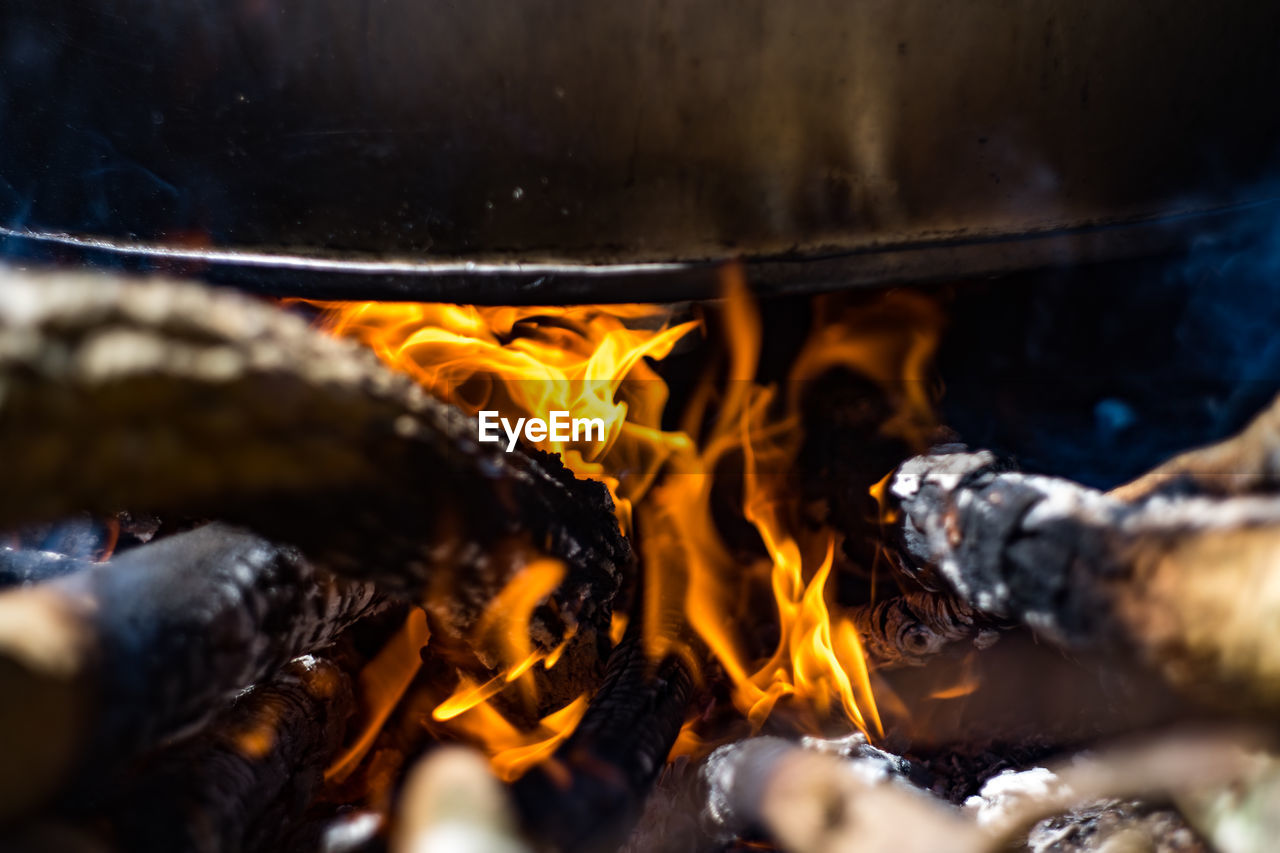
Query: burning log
[[512, 629, 695, 853], [82, 655, 355, 853], [885, 444, 1280, 708], [699, 728, 1261, 853], [0, 523, 381, 820], [0, 268, 630, 651], [702, 736, 979, 853], [848, 590, 1001, 668]]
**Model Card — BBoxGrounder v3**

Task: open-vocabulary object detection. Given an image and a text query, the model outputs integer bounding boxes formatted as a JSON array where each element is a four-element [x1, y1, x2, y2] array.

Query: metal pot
[[2, 0, 1279, 301]]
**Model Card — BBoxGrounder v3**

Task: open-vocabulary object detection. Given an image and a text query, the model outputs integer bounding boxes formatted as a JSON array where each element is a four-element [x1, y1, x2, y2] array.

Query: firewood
[[702, 736, 980, 853], [0, 523, 381, 820], [848, 590, 1001, 668], [86, 656, 355, 853], [885, 446, 1280, 708], [1112, 392, 1280, 501], [969, 728, 1266, 850], [0, 267, 631, 655], [393, 746, 531, 853], [511, 629, 694, 853], [1017, 800, 1208, 852], [700, 729, 1260, 853]]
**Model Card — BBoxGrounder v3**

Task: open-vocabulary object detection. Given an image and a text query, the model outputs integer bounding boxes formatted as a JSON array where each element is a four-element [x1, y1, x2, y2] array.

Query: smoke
[[937, 196, 1280, 489]]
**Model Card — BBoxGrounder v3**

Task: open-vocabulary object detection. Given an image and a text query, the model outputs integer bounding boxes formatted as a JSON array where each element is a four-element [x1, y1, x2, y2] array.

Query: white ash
[[799, 732, 912, 780], [964, 767, 1071, 828]]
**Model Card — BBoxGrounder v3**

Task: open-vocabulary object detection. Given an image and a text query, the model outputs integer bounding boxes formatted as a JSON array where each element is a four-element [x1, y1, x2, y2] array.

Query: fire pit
[[1, 250, 1279, 852], [3, 4, 1280, 853]]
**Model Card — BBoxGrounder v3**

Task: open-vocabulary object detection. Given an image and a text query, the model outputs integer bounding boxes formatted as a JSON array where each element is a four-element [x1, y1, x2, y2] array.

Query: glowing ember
[[306, 269, 941, 780]]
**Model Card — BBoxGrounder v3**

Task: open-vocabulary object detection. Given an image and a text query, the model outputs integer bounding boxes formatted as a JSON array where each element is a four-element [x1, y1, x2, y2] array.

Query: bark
[[702, 736, 978, 853], [848, 590, 1001, 668], [1020, 801, 1207, 853], [0, 268, 631, 653], [512, 630, 694, 853], [1112, 392, 1280, 501], [0, 523, 381, 820], [886, 446, 1280, 708], [89, 656, 355, 853], [699, 729, 1258, 853]]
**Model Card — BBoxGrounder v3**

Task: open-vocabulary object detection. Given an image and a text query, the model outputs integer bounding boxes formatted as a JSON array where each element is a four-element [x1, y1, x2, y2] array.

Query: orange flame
[[313, 302, 697, 532], [306, 272, 940, 778]]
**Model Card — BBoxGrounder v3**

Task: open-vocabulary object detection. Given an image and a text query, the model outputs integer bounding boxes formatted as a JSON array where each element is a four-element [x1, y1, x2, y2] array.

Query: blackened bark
[[0, 523, 381, 820], [0, 268, 630, 658], [512, 630, 694, 853], [849, 590, 1001, 668], [92, 657, 355, 853], [885, 446, 1280, 709]]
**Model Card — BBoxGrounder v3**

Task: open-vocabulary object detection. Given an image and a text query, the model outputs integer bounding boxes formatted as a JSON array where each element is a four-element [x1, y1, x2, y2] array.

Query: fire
[[312, 302, 698, 532], [305, 271, 940, 780]]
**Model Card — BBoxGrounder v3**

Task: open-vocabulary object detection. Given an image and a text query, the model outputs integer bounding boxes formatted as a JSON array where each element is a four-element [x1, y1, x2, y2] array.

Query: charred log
[[512, 629, 694, 853], [886, 445, 1280, 707], [1019, 800, 1208, 853], [0, 268, 630, 654], [702, 736, 977, 853], [87, 656, 355, 853], [0, 523, 381, 820], [849, 590, 1001, 668]]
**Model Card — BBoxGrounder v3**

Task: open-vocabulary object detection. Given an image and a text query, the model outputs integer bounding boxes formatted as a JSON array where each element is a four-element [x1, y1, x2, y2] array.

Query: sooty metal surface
[[2, 1, 1279, 301]]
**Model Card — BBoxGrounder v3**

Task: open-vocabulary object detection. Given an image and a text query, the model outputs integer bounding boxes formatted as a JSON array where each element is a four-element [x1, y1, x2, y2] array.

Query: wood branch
[[512, 630, 694, 853], [848, 590, 1001, 668], [1113, 392, 1280, 501], [1018, 800, 1207, 852], [702, 736, 979, 853], [0, 267, 631, 652], [393, 746, 531, 853], [0, 523, 381, 820], [885, 446, 1280, 708], [700, 729, 1260, 853], [84, 656, 355, 853]]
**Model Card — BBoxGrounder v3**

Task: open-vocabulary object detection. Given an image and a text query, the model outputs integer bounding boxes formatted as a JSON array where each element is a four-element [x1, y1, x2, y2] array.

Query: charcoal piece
[[886, 443, 1280, 709], [512, 629, 694, 853], [95, 657, 355, 853], [0, 523, 381, 821]]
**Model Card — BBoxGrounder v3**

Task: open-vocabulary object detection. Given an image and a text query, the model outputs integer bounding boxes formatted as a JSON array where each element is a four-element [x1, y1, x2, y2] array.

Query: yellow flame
[[439, 693, 591, 783], [326, 608, 431, 784], [306, 272, 940, 778], [314, 302, 697, 532]]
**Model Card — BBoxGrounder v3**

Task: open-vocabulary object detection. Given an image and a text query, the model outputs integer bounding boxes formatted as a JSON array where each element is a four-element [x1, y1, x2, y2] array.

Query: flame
[[326, 608, 431, 784], [436, 693, 591, 783], [430, 558, 570, 721], [305, 272, 940, 780], [639, 272, 942, 740], [312, 302, 697, 532]]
